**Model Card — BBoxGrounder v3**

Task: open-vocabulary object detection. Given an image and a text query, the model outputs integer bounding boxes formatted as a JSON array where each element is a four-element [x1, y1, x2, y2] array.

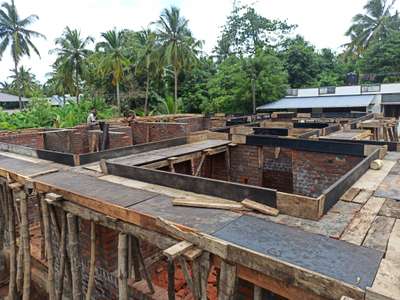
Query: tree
[[9, 66, 41, 97], [52, 27, 93, 103], [155, 6, 202, 102], [358, 30, 400, 82], [206, 50, 287, 114], [281, 36, 320, 88], [0, 0, 45, 109], [135, 29, 158, 115], [96, 29, 129, 113], [345, 0, 400, 55], [215, 5, 295, 59]]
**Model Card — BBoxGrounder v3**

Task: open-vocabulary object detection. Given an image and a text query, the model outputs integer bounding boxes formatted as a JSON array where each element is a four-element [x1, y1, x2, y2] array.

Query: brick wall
[[263, 147, 293, 193], [132, 122, 190, 145], [108, 127, 133, 149], [70, 126, 90, 154], [229, 145, 262, 186], [175, 116, 209, 132], [292, 150, 363, 197], [0, 132, 44, 149], [44, 131, 72, 153]]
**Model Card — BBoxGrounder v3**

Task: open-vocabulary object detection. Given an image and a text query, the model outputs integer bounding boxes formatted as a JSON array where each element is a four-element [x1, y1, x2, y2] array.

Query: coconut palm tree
[[155, 6, 202, 102], [345, 0, 400, 54], [51, 27, 93, 103], [9, 66, 39, 97], [0, 0, 45, 109], [135, 29, 158, 115], [96, 29, 129, 113]]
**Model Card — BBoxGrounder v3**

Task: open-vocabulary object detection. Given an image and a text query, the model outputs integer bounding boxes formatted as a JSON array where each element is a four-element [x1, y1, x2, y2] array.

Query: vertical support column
[[20, 193, 30, 300], [167, 258, 176, 300], [199, 252, 211, 300], [118, 233, 128, 300], [7, 184, 17, 300], [253, 285, 262, 300], [67, 213, 82, 300], [41, 198, 56, 300], [56, 211, 68, 300], [85, 221, 96, 300], [130, 236, 142, 282], [218, 260, 237, 300], [225, 147, 231, 181], [0, 181, 8, 283]]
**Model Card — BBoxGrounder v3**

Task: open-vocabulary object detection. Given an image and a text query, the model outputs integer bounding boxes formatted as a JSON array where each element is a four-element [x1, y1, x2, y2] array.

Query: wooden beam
[[41, 198, 56, 300], [56, 211, 68, 300], [195, 153, 207, 176], [85, 221, 96, 300], [6, 184, 16, 300], [20, 194, 31, 300], [51, 200, 177, 250], [134, 237, 155, 294], [118, 233, 128, 300], [67, 213, 82, 300], [242, 199, 279, 216], [172, 197, 243, 210], [199, 252, 211, 300], [163, 241, 193, 260], [218, 260, 236, 300], [45, 193, 63, 204], [167, 259, 175, 300]]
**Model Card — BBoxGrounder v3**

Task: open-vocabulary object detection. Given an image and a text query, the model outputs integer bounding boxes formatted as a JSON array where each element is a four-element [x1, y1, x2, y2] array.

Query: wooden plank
[[341, 197, 386, 245], [352, 190, 373, 204], [366, 259, 400, 300], [276, 192, 321, 220], [352, 160, 396, 191], [379, 198, 400, 219], [340, 188, 361, 202], [386, 219, 400, 261], [172, 197, 243, 210], [163, 241, 193, 260], [242, 199, 279, 216], [362, 216, 395, 252]]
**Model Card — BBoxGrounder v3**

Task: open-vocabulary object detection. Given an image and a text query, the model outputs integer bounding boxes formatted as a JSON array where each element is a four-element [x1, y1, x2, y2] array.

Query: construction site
[[0, 111, 399, 300]]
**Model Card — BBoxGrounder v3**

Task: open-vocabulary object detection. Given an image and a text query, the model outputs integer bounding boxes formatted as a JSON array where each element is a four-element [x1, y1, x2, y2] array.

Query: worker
[[126, 111, 137, 126], [87, 107, 98, 127], [87, 107, 99, 152]]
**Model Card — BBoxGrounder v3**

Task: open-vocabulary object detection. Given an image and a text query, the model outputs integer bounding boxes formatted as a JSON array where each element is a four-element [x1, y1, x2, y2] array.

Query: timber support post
[[20, 192, 31, 300], [67, 213, 82, 300], [41, 197, 56, 300], [7, 183, 17, 300], [218, 260, 237, 300], [118, 233, 128, 300]]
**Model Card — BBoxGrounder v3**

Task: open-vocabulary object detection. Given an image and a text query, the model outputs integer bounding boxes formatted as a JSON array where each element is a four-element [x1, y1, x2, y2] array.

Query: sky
[[0, 0, 399, 83]]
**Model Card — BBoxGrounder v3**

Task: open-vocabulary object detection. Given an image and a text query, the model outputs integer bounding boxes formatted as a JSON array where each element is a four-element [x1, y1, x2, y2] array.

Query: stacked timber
[[359, 118, 399, 142]]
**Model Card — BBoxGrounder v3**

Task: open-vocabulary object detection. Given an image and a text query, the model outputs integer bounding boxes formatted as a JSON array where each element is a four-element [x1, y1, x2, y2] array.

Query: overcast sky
[[1, 0, 399, 83]]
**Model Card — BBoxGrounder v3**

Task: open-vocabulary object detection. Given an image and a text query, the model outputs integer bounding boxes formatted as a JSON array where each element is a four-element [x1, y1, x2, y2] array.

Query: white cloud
[[1, 0, 399, 83]]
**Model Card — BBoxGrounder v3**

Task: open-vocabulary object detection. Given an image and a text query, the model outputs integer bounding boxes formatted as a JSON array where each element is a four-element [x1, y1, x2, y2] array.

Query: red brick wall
[[0, 132, 44, 149], [262, 147, 293, 193], [229, 145, 263, 186], [292, 150, 363, 197], [175, 116, 209, 132], [108, 127, 133, 149], [70, 126, 89, 154], [132, 122, 190, 145]]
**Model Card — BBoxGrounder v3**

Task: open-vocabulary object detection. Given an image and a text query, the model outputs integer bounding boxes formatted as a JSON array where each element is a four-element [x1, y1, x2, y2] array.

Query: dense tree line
[[1, 0, 400, 115]]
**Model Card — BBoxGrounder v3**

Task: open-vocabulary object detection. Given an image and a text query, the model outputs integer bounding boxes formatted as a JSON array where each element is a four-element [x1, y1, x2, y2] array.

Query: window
[[287, 88, 298, 96], [361, 84, 381, 93], [319, 86, 336, 95]]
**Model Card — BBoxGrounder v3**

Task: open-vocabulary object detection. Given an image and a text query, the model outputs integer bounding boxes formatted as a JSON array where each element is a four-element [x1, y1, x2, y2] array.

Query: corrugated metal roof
[[0, 92, 29, 103], [257, 95, 376, 110]]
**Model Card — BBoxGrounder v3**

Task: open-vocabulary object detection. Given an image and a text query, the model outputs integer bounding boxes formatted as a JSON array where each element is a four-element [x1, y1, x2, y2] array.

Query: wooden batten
[[276, 192, 322, 220], [163, 241, 193, 260]]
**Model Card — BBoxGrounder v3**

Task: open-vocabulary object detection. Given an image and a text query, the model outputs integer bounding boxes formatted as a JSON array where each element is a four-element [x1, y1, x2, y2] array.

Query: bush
[[0, 97, 118, 130]]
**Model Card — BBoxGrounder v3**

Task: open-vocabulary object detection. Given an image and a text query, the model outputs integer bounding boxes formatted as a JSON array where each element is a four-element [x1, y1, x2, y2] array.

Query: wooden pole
[[85, 221, 96, 300], [56, 211, 67, 300], [67, 213, 83, 300], [42, 198, 56, 300], [253, 285, 262, 300], [131, 236, 142, 282], [167, 258, 176, 300], [118, 233, 128, 300], [200, 252, 210, 300], [16, 241, 23, 295], [37, 195, 45, 260], [191, 257, 201, 300], [178, 257, 196, 298], [7, 185, 17, 300], [134, 236, 154, 294], [20, 194, 31, 300], [218, 260, 237, 300], [0, 184, 5, 280]]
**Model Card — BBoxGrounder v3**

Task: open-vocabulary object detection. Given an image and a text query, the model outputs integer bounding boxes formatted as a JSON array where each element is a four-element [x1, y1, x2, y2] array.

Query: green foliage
[[0, 98, 117, 130], [205, 51, 288, 114], [358, 30, 400, 83]]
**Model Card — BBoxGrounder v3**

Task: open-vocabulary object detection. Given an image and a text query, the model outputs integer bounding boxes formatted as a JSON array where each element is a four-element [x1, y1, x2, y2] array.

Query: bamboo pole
[[7, 185, 17, 300], [56, 211, 67, 300], [118, 233, 128, 300], [42, 198, 56, 300], [20, 194, 31, 300], [67, 213, 82, 300], [85, 221, 96, 300]]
